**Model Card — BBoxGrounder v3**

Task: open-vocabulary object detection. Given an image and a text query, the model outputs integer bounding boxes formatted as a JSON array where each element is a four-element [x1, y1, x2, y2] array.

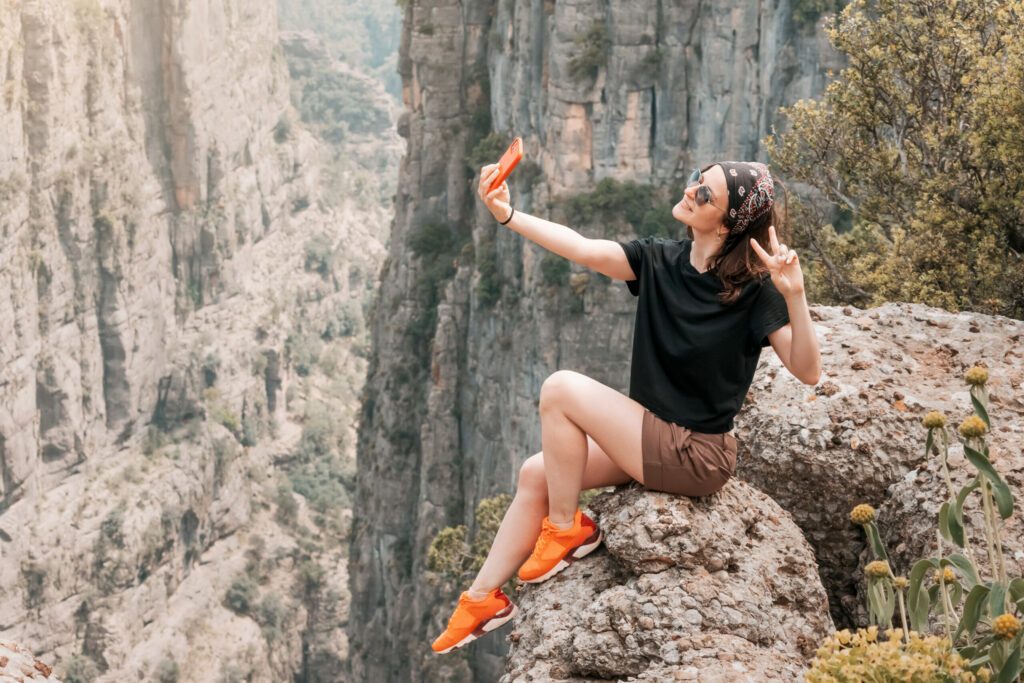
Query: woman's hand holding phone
[[478, 164, 512, 224]]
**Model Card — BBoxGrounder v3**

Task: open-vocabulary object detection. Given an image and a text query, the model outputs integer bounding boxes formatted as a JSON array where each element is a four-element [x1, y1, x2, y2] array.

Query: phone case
[[490, 137, 523, 192]]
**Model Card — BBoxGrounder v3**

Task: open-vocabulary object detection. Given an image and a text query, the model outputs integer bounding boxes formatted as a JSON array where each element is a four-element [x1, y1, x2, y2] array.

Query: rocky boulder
[[0, 641, 61, 682], [734, 302, 1024, 626], [500, 479, 834, 682]]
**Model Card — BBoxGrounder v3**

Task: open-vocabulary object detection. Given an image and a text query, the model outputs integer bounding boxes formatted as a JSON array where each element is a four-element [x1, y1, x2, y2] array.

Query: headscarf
[[711, 161, 775, 235]]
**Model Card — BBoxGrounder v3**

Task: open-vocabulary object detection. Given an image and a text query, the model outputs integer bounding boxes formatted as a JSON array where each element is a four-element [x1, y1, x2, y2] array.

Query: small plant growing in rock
[[846, 366, 1022, 680], [806, 626, 986, 682], [568, 21, 610, 83]]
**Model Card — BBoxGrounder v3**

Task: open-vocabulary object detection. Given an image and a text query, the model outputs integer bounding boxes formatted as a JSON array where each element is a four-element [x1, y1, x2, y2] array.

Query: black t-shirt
[[618, 236, 790, 434]]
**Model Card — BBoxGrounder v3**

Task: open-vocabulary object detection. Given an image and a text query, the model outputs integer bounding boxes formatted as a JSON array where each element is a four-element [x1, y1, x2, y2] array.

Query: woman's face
[[672, 164, 729, 236]]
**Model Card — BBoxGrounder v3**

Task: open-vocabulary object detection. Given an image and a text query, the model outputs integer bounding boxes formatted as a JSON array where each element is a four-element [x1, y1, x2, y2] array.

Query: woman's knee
[[517, 453, 547, 497], [539, 370, 578, 413]]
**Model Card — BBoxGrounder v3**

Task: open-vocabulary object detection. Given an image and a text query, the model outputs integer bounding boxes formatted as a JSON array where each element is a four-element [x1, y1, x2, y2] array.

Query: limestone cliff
[[347, 0, 844, 680], [0, 1, 396, 680]]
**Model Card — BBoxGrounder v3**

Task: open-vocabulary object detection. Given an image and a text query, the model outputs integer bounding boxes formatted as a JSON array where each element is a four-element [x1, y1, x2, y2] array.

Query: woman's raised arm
[[477, 165, 634, 282]]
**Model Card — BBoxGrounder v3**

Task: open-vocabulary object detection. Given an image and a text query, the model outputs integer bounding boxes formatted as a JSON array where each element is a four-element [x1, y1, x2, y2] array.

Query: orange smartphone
[[489, 136, 523, 192]]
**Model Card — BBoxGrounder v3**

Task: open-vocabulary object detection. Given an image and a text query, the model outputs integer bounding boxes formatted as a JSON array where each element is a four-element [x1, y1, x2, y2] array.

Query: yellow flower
[[964, 366, 988, 386], [893, 576, 908, 590], [922, 411, 946, 429], [865, 625, 878, 642], [865, 560, 891, 579], [850, 503, 876, 525], [836, 628, 852, 645], [993, 613, 1020, 640], [977, 667, 992, 681], [933, 566, 956, 585], [958, 415, 987, 439]]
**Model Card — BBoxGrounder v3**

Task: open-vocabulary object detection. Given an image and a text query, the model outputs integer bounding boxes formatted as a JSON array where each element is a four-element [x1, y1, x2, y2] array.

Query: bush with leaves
[[846, 366, 1022, 681], [427, 488, 605, 594], [767, 0, 1024, 318]]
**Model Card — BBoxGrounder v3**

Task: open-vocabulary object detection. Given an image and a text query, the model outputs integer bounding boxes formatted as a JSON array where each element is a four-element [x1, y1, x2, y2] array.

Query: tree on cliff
[[768, 0, 1024, 319]]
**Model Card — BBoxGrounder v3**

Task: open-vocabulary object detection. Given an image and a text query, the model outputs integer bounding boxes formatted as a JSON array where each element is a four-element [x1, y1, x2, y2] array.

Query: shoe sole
[[519, 525, 603, 584], [432, 602, 519, 655]]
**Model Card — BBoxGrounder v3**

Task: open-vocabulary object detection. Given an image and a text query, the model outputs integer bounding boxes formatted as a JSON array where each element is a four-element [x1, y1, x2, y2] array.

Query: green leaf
[[1009, 578, 1024, 603], [865, 522, 890, 561], [996, 645, 1022, 683], [964, 444, 1014, 519], [990, 580, 1007, 617], [939, 501, 954, 543], [971, 391, 991, 429], [955, 584, 990, 642], [925, 428, 935, 458], [992, 639, 1008, 671], [908, 558, 939, 632], [944, 554, 980, 589]]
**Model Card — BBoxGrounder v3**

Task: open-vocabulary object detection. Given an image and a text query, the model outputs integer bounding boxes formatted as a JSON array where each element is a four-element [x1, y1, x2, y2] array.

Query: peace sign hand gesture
[[750, 225, 805, 298]]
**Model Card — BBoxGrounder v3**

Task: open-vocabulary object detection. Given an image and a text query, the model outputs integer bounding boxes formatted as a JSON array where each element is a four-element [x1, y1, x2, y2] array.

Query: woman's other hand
[[750, 225, 805, 297], [478, 164, 512, 223]]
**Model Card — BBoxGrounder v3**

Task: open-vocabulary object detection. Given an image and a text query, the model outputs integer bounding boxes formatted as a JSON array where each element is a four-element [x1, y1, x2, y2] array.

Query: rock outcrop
[[734, 302, 1024, 626], [0, 641, 61, 683], [501, 481, 834, 682], [348, 0, 844, 680]]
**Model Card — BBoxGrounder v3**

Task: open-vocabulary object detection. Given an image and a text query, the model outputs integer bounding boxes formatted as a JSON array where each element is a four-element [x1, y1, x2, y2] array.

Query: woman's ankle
[[466, 585, 492, 600]]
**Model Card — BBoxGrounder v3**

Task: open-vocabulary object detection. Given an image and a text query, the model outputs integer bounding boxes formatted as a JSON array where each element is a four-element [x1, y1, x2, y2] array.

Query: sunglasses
[[686, 168, 725, 212]]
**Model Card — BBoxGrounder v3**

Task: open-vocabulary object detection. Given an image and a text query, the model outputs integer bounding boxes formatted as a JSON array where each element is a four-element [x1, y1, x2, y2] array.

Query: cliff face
[[347, 1, 843, 681], [0, 1, 392, 680]]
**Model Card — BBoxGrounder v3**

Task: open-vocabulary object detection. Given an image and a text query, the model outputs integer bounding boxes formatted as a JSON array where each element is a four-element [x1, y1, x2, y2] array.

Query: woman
[[431, 160, 822, 654]]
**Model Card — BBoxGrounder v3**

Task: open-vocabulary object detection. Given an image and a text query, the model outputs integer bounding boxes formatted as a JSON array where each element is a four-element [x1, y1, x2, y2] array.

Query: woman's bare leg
[[538, 370, 647, 526], [467, 435, 633, 596]]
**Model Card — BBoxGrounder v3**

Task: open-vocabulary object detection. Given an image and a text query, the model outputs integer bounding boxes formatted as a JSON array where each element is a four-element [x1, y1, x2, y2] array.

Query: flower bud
[[850, 504, 876, 525]]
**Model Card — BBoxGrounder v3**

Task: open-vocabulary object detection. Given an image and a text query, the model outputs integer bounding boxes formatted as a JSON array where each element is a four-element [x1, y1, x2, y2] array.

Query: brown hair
[[685, 176, 790, 306]]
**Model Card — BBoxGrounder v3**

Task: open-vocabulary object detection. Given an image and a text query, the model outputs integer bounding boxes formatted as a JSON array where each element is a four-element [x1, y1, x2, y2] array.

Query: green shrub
[[409, 221, 456, 261], [285, 330, 323, 377], [273, 114, 293, 143], [256, 594, 286, 642], [61, 653, 100, 683], [568, 21, 610, 83], [565, 177, 666, 234], [155, 656, 179, 683], [465, 132, 509, 172], [540, 253, 570, 287], [224, 574, 259, 615], [791, 0, 841, 28], [21, 560, 46, 609], [476, 235, 501, 308], [275, 480, 299, 527], [203, 387, 241, 436], [303, 234, 334, 276]]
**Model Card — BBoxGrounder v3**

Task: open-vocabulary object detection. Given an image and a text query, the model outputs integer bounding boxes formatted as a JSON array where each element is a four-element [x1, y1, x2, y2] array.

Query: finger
[[786, 252, 796, 264], [768, 225, 780, 255], [749, 237, 771, 264]]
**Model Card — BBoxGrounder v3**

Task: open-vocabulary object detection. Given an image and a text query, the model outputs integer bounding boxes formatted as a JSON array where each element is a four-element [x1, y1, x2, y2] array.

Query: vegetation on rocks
[[840, 366, 1022, 681], [568, 20, 610, 83], [767, 0, 1024, 317], [564, 177, 678, 239]]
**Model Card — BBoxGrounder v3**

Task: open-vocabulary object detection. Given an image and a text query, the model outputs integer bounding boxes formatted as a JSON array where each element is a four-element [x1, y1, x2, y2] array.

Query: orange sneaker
[[430, 587, 518, 654], [517, 508, 602, 584]]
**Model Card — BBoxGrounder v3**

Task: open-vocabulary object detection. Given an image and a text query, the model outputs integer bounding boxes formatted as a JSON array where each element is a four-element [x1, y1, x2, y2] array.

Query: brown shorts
[[641, 409, 738, 497]]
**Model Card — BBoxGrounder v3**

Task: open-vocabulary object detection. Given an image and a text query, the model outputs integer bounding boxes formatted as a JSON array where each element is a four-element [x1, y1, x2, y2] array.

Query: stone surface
[[499, 481, 833, 682], [734, 302, 1024, 626], [0, 640, 61, 682]]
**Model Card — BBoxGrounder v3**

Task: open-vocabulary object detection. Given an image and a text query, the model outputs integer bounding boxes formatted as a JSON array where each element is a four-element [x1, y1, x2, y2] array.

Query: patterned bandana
[[711, 161, 775, 235]]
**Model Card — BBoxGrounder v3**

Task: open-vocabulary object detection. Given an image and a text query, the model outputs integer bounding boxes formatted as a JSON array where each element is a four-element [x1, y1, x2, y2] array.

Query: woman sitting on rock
[[432, 159, 822, 654]]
